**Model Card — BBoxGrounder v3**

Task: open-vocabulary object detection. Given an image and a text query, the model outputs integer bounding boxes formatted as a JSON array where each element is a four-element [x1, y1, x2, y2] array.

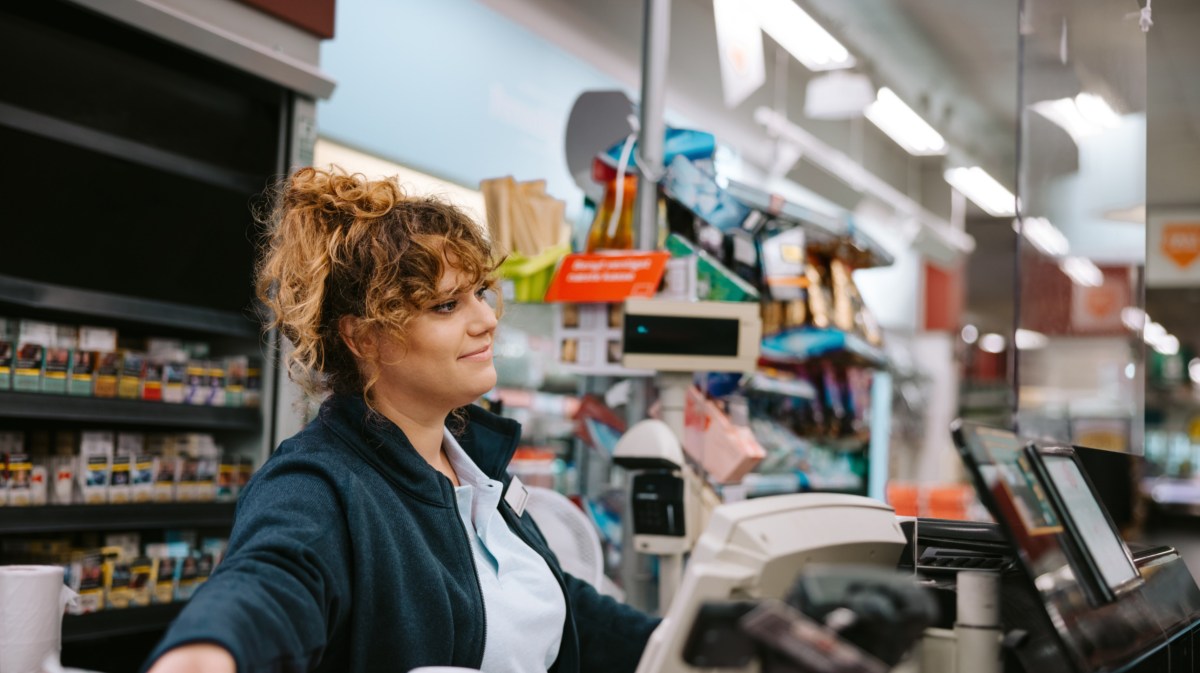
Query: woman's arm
[[141, 455, 354, 673]]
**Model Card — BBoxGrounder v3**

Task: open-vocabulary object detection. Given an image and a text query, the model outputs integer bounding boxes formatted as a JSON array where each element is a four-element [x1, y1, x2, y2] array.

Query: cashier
[[144, 167, 659, 673]]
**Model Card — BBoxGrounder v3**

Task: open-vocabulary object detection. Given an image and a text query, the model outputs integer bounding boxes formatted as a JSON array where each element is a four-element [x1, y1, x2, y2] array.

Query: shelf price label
[[544, 251, 669, 303]]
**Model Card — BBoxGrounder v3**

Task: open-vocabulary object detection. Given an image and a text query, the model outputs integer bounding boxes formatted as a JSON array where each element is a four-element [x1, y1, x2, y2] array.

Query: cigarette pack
[[14, 320, 53, 392], [41, 325, 77, 395], [183, 362, 207, 405], [79, 431, 114, 504], [6, 452, 31, 506], [93, 352, 121, 398], [68, 350, 97, 396], [207, 363, 226, 407], [72, 551, 105, 614], [142, 357, 164, 401], [117, 351, 145, 400], [0, 318, 13, 390]]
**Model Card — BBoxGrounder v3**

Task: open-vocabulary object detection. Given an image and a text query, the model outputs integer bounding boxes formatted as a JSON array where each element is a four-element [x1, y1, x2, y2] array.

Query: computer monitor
[[951, 420, 1164, 672], [633, 493, 906, 673], [1028, 445, 1141, 596]]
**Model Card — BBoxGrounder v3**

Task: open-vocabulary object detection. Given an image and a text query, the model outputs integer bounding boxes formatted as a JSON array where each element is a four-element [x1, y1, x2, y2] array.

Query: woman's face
[[369, 265, 499, 418]]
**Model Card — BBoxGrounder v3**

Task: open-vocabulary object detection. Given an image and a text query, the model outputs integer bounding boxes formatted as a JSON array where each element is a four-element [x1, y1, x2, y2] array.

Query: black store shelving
[[63, 603, 186, 643], [0, 391, 260, 431], [0, 502, 236, 535], [0, 273, 259, 339]]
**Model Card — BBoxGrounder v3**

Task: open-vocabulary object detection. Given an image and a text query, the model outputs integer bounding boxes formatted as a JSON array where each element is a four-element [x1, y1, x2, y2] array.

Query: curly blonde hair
[[256, 166, 499, 402]]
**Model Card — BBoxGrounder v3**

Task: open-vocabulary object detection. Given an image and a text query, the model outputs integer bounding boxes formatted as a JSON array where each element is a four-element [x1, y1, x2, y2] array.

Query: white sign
[[1147, 209, 1200, 288], [713, 0, 765, 109]]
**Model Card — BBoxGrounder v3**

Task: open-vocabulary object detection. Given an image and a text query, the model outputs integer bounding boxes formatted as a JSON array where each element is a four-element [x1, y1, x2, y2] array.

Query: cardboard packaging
[[41, 324, 77, 395], [14, 320, 53, 392]]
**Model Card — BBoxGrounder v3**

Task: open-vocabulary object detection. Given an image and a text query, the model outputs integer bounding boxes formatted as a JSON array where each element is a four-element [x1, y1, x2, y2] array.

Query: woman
[[145, 167, 659, 673]]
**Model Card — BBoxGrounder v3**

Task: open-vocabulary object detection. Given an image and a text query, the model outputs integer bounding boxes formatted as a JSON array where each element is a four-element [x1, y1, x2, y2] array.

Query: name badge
[[505, 475, 529, 517]]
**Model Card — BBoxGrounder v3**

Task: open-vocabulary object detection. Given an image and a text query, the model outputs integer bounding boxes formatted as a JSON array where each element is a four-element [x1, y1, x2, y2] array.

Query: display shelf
[[759, 327, 888, 368], [0, 502, 236, 534], [0, 391, 259, 430], [0, 273, 259, 338], [63, 603, 186, 643]]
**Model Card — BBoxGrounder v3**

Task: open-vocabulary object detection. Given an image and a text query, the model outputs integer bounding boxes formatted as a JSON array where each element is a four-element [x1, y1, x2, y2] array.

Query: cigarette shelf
[[63, 602, 186, 643], [0, 273, 259, 338], [0, 390, 260, 430], [0, 502, 236, 534]]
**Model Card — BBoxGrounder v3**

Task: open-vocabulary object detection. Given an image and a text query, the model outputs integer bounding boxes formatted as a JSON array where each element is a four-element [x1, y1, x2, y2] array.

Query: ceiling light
[[1015, 329, 1048, 350], [753, 0, 855, 71], [1014, 217, 1070, 257], [1189, 358, 1200, 385], [864, 87, 947, 155], [1031, 92, 1121, 142], [1121, 307, 1146, 331], [1154, 335, 1180, 356], [961, 324, 979, 344], [1059, 256, 1103, 287], [979, 333, 1007, 354], [944, 167, 1016, 217]]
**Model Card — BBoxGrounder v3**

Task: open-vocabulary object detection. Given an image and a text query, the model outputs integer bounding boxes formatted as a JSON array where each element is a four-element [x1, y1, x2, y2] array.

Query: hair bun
[[285, 166, 404, 226]]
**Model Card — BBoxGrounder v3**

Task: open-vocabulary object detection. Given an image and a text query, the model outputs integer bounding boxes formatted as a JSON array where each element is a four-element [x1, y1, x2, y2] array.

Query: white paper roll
[[0, 565, 72, 673]]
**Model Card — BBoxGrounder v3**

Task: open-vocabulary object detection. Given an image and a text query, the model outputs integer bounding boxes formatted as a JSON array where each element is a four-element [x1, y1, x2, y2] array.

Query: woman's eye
[[432, 300, 457, 313], [475, 287, 489, 300]]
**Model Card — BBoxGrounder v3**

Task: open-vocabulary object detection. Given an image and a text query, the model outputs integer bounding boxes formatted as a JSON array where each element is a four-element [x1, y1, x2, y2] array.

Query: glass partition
[[1016, 0, 1147, 454]]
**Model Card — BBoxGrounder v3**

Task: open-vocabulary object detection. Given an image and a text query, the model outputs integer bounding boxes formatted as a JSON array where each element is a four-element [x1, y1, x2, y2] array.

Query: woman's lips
[[459, 345, 492, 361]]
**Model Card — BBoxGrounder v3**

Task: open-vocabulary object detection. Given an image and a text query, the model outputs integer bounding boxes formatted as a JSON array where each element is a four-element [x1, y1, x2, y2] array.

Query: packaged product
[[72, 551, 105, 614], [129, 556, 156, 607], [6, 451, 31, 506], [117, 351, 145, 400], [14, 320, 54, 392], [93, 351, 121, 398], [183, 362, 207, 405], [41, 325, 76, 395], [142, 357, 164, 401], [68, 349, 96, 396], [78, 431, 114, 504], [163, 359, 186, 403], [0, 318, 13, 390], [206, 362, 226, 407], [224, 356, 248, 407], [243, 365, 262, 408]]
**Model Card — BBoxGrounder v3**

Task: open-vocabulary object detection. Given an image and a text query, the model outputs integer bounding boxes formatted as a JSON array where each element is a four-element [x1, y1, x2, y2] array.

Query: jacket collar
[[319, 394, 522, 506]]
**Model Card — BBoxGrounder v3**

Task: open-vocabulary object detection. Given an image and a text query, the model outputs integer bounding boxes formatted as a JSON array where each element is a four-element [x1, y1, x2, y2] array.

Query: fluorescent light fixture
[[753, 0, 855, 71], [1059, 256, 1103, 287], [1155, 334, 1180, 356], [1015, 329, 1048, 350], [979, 333, 1007, 354], [961, 324, 979, 344], [944, 167, 1016, 217], [1121, 307, 1146, 331], [864, 87, 946, 155], [1013, 217, 1070, 257], [1189, 358, 1200, 385], [1142, 319, 1180, 355], [1031, 92, 1121, 142]]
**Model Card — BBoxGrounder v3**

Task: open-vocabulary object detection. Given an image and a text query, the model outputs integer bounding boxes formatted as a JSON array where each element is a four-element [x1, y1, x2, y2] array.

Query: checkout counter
[[631, 420, 1200, 673]]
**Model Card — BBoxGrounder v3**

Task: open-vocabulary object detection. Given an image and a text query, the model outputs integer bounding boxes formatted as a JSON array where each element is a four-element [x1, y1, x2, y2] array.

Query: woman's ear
[[337, 315, 374, 360]]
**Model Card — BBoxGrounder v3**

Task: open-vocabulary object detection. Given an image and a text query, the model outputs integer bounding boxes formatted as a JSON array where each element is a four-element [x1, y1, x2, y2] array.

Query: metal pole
[[635, 0, 671, 251]]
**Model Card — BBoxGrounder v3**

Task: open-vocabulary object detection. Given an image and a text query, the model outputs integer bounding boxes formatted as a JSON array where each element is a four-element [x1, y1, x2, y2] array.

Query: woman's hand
[[146, 643, 236, 673]]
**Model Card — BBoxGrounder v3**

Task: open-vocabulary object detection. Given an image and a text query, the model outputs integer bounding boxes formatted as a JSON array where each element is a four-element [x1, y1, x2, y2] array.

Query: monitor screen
[[623, 314, 741, 357], [1040, 453, 1140, 591]]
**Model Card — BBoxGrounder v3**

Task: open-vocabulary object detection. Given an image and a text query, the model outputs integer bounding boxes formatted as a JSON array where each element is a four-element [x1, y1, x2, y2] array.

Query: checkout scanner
[[631, 420, 1200, 673]]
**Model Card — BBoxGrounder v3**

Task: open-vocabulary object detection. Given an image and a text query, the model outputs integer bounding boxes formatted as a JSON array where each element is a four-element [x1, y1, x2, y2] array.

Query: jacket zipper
[[449, 490, 487, 668]]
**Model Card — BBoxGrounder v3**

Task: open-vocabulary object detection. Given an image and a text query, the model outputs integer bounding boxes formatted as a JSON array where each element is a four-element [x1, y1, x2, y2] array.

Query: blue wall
[[319, 0, 628, 212]]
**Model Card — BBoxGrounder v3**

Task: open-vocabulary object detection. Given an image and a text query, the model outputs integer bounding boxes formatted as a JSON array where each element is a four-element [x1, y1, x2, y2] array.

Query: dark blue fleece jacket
[[144, 394, 658, 673]]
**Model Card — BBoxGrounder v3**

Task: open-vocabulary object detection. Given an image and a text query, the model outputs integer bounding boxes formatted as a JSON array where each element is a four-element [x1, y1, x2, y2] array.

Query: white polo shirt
[[443, 428, 566, 672]]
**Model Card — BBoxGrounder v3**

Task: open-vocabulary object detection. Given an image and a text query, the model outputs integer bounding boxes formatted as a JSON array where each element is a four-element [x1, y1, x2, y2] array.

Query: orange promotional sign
[[544, 251, 670, 303], [1162, 222, 1200, 268]]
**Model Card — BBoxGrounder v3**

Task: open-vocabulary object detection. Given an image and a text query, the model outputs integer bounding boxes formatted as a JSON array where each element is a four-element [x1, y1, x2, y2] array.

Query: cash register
[[636, 420, 1200, 672]]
